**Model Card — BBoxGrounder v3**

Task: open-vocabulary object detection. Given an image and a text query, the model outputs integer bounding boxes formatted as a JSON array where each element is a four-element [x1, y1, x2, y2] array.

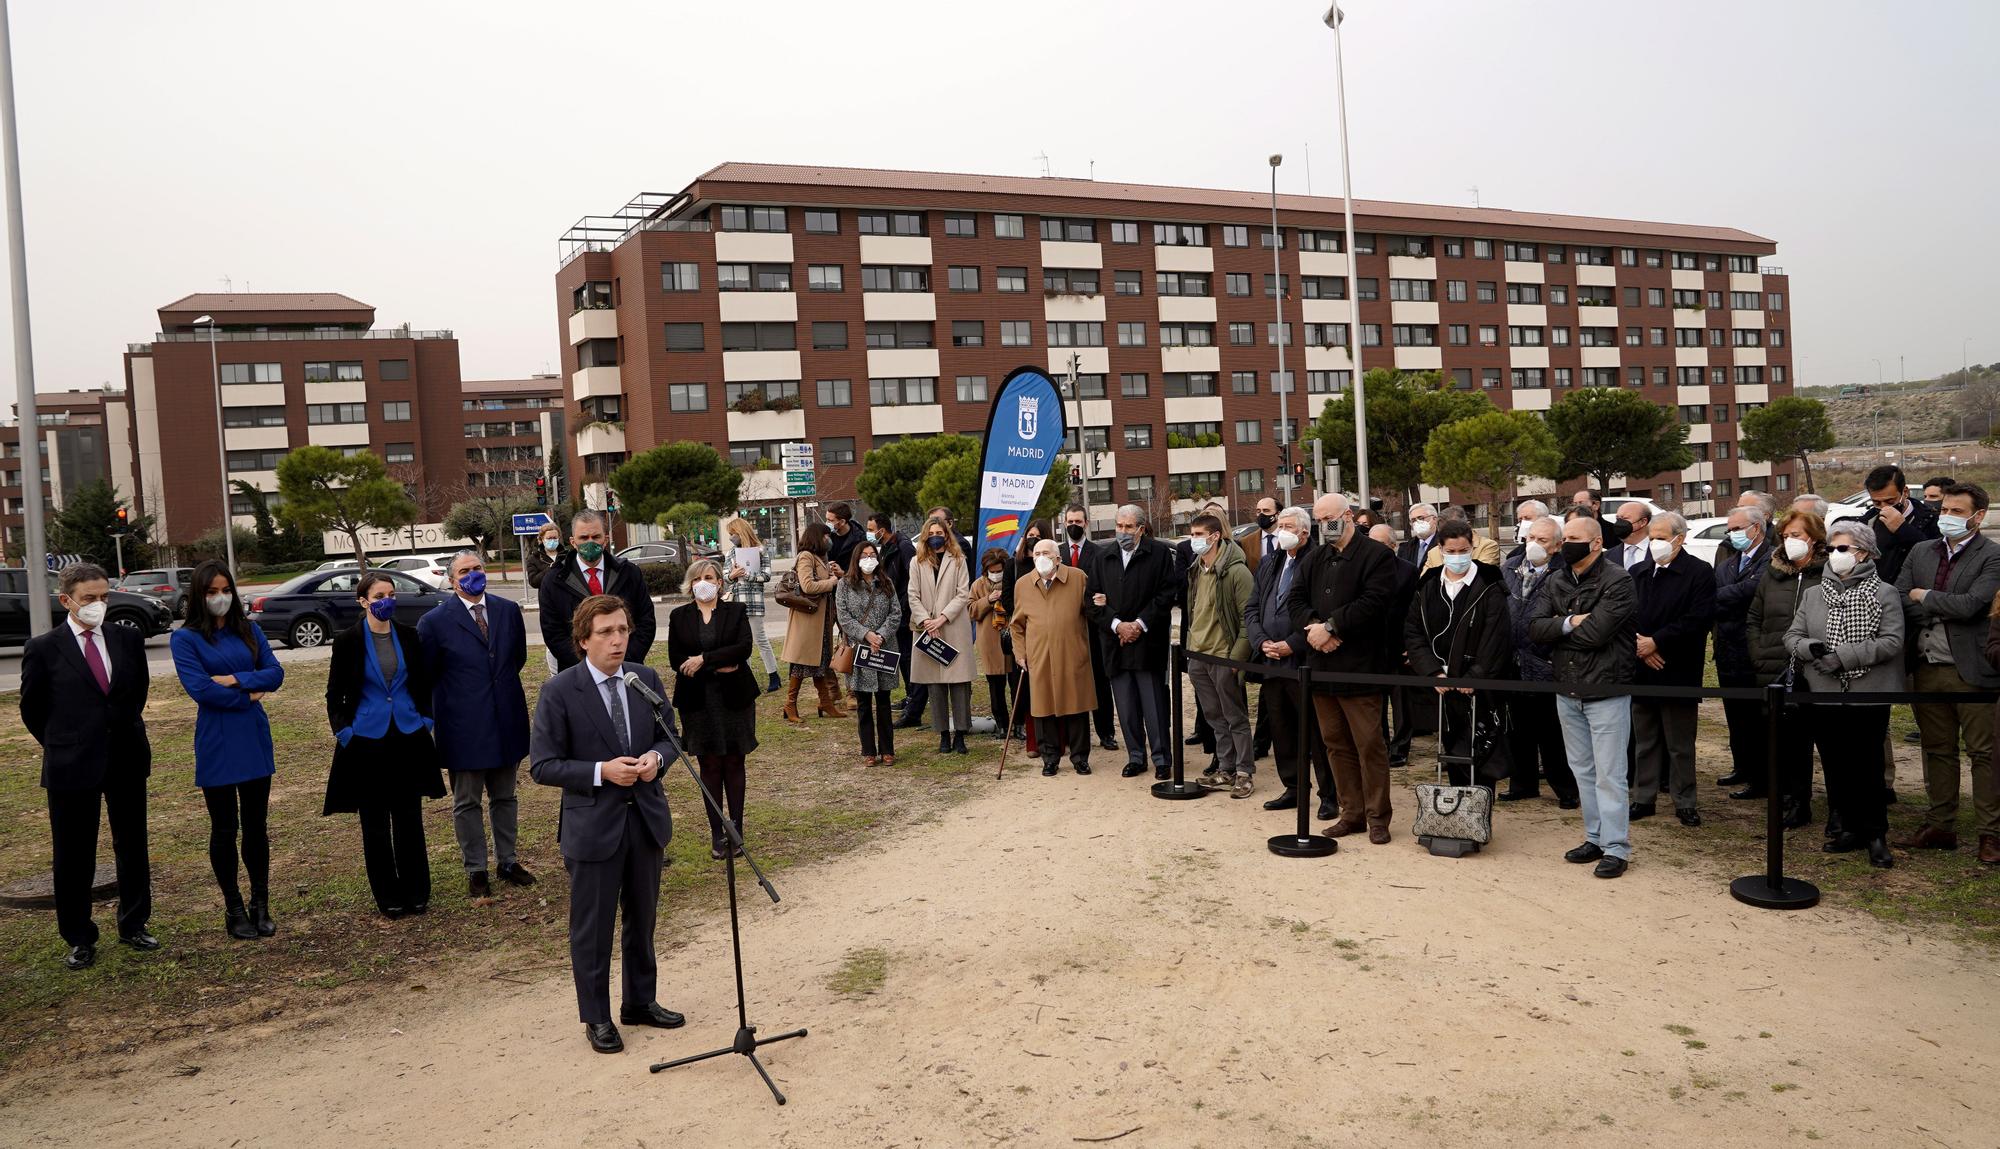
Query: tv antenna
[[1035, 151, 1051, 177], [1467, 186, 1481, 208], [218, 275, 233, 292]]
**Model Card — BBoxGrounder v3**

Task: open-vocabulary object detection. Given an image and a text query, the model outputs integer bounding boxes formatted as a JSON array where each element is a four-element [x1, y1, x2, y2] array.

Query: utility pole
[[1064, 352, 1092, 526], [0, 0, 51, 634], [1269, 154, 1292, 505]]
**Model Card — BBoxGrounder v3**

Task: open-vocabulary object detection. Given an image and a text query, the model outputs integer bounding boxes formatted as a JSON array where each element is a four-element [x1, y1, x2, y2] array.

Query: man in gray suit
[[530, 593, 686, 1054]]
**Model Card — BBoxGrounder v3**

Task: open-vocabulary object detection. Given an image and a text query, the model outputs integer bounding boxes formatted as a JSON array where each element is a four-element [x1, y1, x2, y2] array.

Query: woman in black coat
[[669, 559, 761, 859], [1402, 520, 1515, 787], [325, 572, 447, 918]]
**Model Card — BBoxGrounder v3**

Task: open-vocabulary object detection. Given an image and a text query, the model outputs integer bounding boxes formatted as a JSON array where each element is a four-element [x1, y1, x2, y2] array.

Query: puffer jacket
[[1746, 549, 1825, 686], [1525, 551, 1637, 694], [1403, 562, 1514, 681], [1782, 560, 1904, 694]]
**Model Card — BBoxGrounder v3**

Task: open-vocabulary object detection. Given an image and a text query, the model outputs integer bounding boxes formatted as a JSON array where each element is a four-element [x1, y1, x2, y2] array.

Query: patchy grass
[[827, 946, 889, 997]]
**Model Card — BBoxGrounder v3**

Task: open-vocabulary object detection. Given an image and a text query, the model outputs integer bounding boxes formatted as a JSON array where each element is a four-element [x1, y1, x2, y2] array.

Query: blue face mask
[[1189, 537, 1211, 557], [1727, 529, 1752, 551], [1442, 552, 1474, 575], [1939, 513, 1971, 539], [367, 596, 397, 621], [927, 535, 947, 551], [458, 569, 488, 596]]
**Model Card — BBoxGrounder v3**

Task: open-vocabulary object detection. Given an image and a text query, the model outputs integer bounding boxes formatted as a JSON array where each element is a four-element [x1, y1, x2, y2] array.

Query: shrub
[[642, 563, 686, 596]]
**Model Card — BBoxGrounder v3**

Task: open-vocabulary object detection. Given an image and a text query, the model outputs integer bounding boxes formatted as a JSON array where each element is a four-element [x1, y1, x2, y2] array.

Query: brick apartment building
[[553, 162, 1795, 534], [0, 386, 137, 562]]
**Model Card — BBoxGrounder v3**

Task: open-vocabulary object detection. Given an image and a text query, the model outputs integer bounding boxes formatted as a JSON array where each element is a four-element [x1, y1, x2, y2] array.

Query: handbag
[[829, 640, 856, 674], [773, 566, 820, 614], [1412, 694, 1494, 847]]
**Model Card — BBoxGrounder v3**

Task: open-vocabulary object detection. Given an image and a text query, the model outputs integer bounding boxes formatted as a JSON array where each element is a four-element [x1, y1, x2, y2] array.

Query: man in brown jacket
[[1011, 538, 1100, 776]]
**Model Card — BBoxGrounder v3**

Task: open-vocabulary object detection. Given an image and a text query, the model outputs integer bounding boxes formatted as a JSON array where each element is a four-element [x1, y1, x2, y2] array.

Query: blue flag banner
[[974, 366, 1067, 559]]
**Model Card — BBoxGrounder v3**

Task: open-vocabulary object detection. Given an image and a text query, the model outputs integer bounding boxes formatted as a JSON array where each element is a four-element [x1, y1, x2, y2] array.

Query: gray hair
[[686, 558, 723, 586], [58, 561, 109, 596], [1277, 505, 1312, 531], [1116, 503, 1148, 529], [450, 547, 482, 574], [1439, 505, 1470, 522], [1789, 493, 1830, 517], [1516, 499, 1549, 520], [1527, 514, 1562, 540], [1730, 505, 1767, 531], [1655, 510, 1687, 535], [570, 509, 607, 534], [1408, 502, 1437, 519], [1827, 520, 1874, 554]]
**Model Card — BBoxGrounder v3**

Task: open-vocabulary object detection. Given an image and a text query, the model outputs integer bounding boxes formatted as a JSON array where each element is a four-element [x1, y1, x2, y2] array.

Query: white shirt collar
[[586, 659, 623, 688], [577, 555, 602, 575], [458, 593, 488, 612], [66, 615, 94, 639]]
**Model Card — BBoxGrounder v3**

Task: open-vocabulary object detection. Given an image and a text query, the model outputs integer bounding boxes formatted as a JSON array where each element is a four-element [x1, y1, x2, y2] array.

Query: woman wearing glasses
[[1784, 520, 1902, 868], [1747, 508, 1828, 830]]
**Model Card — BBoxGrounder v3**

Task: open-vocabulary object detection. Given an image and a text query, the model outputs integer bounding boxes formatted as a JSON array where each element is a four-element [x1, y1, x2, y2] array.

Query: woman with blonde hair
[[526, 521, 565, 590], [723, 517, 781, 694], [779, 521, 845, 725], [908, 514, 976, 754]]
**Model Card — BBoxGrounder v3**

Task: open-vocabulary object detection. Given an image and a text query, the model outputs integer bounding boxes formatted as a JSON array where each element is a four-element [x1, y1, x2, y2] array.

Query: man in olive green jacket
[[1186, 512, 1257, 797]]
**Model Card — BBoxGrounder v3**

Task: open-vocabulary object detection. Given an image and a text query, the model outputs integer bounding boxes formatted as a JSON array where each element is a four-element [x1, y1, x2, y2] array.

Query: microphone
[[621, 670, 666, 709]]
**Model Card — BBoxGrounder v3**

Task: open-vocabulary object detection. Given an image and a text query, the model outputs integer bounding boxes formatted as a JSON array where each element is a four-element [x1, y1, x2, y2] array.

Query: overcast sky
[[0, 0, 1992, 409]]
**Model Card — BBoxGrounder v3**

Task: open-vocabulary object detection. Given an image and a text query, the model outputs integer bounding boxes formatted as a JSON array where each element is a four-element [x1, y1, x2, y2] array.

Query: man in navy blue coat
[[420, 550, 534, 900]]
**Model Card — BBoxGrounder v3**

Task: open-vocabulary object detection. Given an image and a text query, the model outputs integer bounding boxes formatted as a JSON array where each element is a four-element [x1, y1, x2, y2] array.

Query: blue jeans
[[1555, 694, 1633, 860]]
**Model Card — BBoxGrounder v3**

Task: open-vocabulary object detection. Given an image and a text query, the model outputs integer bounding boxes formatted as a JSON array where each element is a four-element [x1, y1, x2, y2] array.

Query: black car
[[247, 566, 447, 649], [0, 568, 176, 645]]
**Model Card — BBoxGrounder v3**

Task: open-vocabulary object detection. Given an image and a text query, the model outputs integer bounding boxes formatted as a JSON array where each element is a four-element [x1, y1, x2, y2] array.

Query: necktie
[[1265, 535, 1276, 558], [1072, 543, 1081, 566], [586, 565, 603, 596], [1276, 555, 1295, 602], [470, 602, 489, 641], [602, 676, 629, 757], [81, 629, 109, 693]]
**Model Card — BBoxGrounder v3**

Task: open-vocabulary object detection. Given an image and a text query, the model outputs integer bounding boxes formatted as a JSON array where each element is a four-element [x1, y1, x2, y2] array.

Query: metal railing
[[1759, 265, 1785, 276], [135, 328, 452, 349]]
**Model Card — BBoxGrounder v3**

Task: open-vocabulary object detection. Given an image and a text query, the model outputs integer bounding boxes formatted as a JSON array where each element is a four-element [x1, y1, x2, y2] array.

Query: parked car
[[374, 553, 456, 588], [618, 540, 719, 569], [314, 558, 352, 572], [0, 568, 176, 645], [246, 566, 447, 649], [116, 566, 197, 615]]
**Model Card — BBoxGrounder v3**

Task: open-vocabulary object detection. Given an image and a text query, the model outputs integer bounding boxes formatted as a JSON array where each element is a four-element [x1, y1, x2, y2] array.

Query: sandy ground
[[3, 763, 1994, 1149]]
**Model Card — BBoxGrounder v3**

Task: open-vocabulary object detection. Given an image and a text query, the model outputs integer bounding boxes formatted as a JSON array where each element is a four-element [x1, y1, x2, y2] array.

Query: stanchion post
[[1269, 663, 1336, 857], [1730, 682, 1819, 909], [1152, 644, 1207, 801]]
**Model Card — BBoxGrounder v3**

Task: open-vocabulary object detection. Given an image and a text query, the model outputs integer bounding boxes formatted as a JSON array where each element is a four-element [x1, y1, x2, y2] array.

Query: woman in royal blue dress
[[169, 560, 284, 940]]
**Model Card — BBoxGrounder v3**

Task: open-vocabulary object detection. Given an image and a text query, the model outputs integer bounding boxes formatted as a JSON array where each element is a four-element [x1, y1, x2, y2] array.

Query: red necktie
[[1072, 543, 1081, 566], [586, 566, 602, 596], [81, 629, 110, 693]]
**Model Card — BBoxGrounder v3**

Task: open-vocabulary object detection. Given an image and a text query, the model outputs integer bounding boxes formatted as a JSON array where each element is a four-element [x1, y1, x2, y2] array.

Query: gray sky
[[1, 0, 1993, 407]]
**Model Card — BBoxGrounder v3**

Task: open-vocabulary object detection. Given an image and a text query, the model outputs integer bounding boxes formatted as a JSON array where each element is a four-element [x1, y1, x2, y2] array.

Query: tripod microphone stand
[[625, 676, 806, 1104]]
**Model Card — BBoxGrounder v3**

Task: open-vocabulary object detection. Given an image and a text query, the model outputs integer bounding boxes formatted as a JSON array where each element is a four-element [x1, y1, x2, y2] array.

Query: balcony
[[1039, 240, 1103, 270], [568, 308, 618, 344], [142, 328, 451, 346], [571, 365, 622, 400], [1577, 305, 1618, 326], [576, 421, 627, 456], [727, 408, 807, 442], [1166, 445, 1228, 475], [306, 422, 371, 448], [1159, 345, 1220, 374]]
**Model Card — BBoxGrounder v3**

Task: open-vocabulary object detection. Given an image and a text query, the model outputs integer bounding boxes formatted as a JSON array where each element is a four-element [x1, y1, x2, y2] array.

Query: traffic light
[[114, 506, 128, 532], [1291, 463, 1306, 489], [535, 475, 548, 507]]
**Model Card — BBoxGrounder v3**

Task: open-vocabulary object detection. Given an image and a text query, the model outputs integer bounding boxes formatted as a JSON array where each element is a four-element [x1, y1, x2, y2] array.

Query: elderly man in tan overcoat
[[1010, 537, 1100, 776]]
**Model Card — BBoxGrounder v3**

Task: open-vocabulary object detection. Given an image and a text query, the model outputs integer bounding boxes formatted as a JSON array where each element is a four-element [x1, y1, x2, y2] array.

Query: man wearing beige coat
[[1011, 538, 1100, 776], [908, 514, 977, 755]]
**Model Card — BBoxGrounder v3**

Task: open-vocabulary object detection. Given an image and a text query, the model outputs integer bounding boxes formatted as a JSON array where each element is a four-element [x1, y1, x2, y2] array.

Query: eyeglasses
[[1828, 544, 1866, 554]]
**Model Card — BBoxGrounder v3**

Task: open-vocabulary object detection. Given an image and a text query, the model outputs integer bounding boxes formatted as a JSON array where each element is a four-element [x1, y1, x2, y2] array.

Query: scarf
[[1820, 574, 1883, 684]]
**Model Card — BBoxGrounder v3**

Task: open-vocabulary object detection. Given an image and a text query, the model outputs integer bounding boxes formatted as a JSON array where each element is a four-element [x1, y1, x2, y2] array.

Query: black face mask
[[1255, 513, 1275, 530], [1608, 518, 1633, 542], [1067, 524, 1085, 541], [1560, 540, 1593, 566]]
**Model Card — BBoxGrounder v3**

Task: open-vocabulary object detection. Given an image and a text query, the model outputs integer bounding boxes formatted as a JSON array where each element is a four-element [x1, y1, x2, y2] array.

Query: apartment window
[[576, 338, 618, 368], [1301, 276, 1344, 300], [1573, 247, 1610, 266], [1551, 326, 1570, 346], [994, 213, 1024, 238], [1221, 225, 1249, 247], [1362, 324, 1383, 347], [1000, 320, 1032, 347], [662, 262, 701, 291], [1729, 291, 1759, 310], [1307, 323, 1348, 347], [1301, 230, 1344, 253], [1472, 238, 1494, 259], [815, 379, 852, 407], [1270, 371, 1295, 394], [1506, 282, 1541, 304], [1619, 248, 1638, 267], [1624, 326, 1643, 347], [1073, 374, 1108, 399], [807, 264, 843, 292], [1482, 368, 1503, 390], [1357, 278, 1380, 301], [1123, 424, 1152, 449], [1626, 367, 1646, 387], [1716, 440, 1732, 460], [1554, 367, 1572, 388], [1652, 368, 1670, 386], [1235, 419, 1261, 444], [1392, 324, 1437, 347], [1550, 285, 1569, 305], [1675, 328, 1703, 348], [219, 363, 253, 384], [722, 321, 798, 351], [1769, 329, 1785, 347], [860, 265, 929, 292], [1110, 221, 1139, 244], [1475, 281, 1497, 303], [952, 320, 985, 348], [723, 380, 799, 406], [1503, 241, 1537, 261], [1710, 328, 1727, 347], [306, 403, 366, 425], [1224, 272, 1250, 297], [1731, 329, 1763, 347], [1156, 271, 1211, 297], [1511, 368, 1546, 389], [1708, 291, 1724, 308], [1046, 321, 1104, 347], [869, 377, 937, 406], [1712, 404, 1731, 423], [956, 375, 988, 403], [1445, 279, 1468, 302], [1672, 252, 1698, 270], [1165, 422, 1221, 447], [1117, 321, 1146, 347], [1114, 271, 1142, 295], [1307, 370, 1350, 394], [814, 436, 854, 466], [1649, 327, 1667, 346], [1353, 233, 1376, 254], [224, 405, 286, 428], [1734, 366, 1764, 385], [1478, 325, 1499, 346], [381, 442, 414, 465], [1231, 371, 1257, 394], [1621, 287, 1640, 308], [1647, 288, 1666, 308], [1153, 223, 1208, 246], [1126, 475, 1155, 503], [857, 211, 925, 235], [1546, 245, 1566, 264], [1164, 373, 1218, 398], [804, 210, 838, 234], [719, 205, 786, 232], [1441, 239, 1464, 257], [1447, 324, 1469, 346], [1038, 217, 1096, 242], [1508, 326, 1544, 347], [1712, 368, 1727, 384], [1262, 273, 1290, 298], [1767, 292, 1784, 311], [1043, 268, 1099, 294], [716, 263, 791, 291], [1228, 322, 1254, 346], [380, 359, 410, 381], [669, 383, 708, 412], [382, 401, 411, 422], [1579, 327, 1616, 347], [1771, 366, 1787, 384], [1119, 373, 1149, 397], [865, 321, 934, 349], [813, 321, 848, 350], [1728, 255, 1758, 273], [948, 266, 980, 292], [226, 449, 285, 471], [1451, 368, 1473, 390], [1161, 323, 1215, 347], [996, 267, 1027, 293], [943, 213, 976, 238]]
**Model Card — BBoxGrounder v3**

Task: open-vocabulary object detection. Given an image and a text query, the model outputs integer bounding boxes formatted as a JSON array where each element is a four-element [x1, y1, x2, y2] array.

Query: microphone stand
[[629, 682, 807, 1104]]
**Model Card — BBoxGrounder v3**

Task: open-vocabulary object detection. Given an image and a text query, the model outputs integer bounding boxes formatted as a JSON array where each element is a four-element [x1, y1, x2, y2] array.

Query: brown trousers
[[1311, 691, 1393, 830]]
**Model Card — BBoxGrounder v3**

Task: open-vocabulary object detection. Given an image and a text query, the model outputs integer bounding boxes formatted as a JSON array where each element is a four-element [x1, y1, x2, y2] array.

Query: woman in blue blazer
[[325, 572, 446, 918], [169, 560, 284, 940]]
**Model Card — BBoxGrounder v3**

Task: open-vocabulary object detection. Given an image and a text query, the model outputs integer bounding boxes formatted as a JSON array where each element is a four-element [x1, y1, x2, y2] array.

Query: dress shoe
[[586, 1021, 623, 1054], [1593, 856, 1628, 879], [468, 871, 492, 898], [248, 899, 276, 937], [1072, 762, 1091, 775], [1824, 811, 1845, 840], [1367, 825, 1391, 845], [1866, 838, 1894, 869], [1497, 790, 1538, 803], [1781, 797, 1813, 829], [63, 943, 95, 970], [1099, 735, 1119, 752], [1978, 835, 2000, 866], [1316, 801, 1337, 822], [1262, 788, 1299, 811], [1822, 832, 1864, 854], [498, 862, 537, 887], [1629, 802, 1657, 821], [1183, 732, 1204, 746], [1676, 809, 1702, 828], [952, 732, 968, 754], [1715, 771, 1747, 787], [1564, 842, 1605, 864], [1387, 756, 1410, 769], [1728, 786, 1768, 801], [1041, 763, 1060, 777], [1327, 821, 1367, 839], [1893, 825, 1959, 851], [1902, 729, 1921, 744], [118, 930, 160, 952], [409, 902, 429, 915], [939, 732, 953, 754], [619, 1002, 686, 1029], [1155, 765, 1171, 781], [894, 713, 924, 730], [1121, 762, 1147, 778], [1557, 797, 1581, 810], [225, 906, 260, 940], [381, 905, 406, 920]]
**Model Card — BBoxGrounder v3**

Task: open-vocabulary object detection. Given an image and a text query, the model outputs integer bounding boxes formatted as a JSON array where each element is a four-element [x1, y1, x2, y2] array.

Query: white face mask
[[1517, 520, 1534, 538], [205, 592, 234, 616], [1274, 529, 1300, 552], [1648, 537, 1675, 563], [691, 580, 720, 603], [543, 538, 560, 552], [1826, 549, 1858, 576], [986, 570, 1004, 584], [1188, 536, 1211, 557], [74, 600, 107, 628], [1411, 519, 1434, 539], [858, 557, 880, 575], [1034, 555, 1056, 576], [1525, 540, 1549, 566], [1783, 536, 1810, 562]]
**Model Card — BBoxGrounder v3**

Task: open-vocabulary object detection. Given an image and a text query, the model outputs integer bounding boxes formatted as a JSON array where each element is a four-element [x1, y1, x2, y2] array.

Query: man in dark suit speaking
[[529, 593, 685, 1054]]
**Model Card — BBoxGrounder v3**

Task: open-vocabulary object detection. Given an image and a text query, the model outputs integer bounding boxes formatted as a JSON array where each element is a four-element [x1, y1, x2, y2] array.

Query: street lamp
[[1268, 153, 1291, 502], [193, 313, 238, 577], [1324, 3, 1368, 500], [0, 0, 52, 635]]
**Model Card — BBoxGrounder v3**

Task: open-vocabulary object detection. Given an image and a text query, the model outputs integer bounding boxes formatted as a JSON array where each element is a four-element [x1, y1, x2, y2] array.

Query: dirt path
[[4, 766, 1993, 1148]]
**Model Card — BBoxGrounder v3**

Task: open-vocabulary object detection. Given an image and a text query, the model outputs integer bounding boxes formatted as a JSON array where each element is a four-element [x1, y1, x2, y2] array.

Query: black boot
[[939, 731, 953, 754], [1781, 796, 1812, 829], [1866, 837, 1893, 869], [1824, 809, 1845, 840], [248, 897, 276, 938], [952, 731, 967, 755], [224, 904, 259, 941]]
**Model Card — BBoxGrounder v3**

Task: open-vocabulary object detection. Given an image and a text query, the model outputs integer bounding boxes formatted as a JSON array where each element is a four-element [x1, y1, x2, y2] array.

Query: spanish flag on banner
[[985, 514, 1020, 539]]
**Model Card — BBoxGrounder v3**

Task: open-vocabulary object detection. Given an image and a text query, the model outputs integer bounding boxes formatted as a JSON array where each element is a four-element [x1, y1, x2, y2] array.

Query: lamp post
[[1324, 3, 1367, 500], [193, 313, 237, 576], [1268, 153, 1291, 503], [0, 0, 50, 634]]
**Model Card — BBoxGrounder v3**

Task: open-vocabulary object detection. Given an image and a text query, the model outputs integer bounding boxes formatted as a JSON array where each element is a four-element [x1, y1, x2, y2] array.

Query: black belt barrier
[[1170, 645, 2000, 911]]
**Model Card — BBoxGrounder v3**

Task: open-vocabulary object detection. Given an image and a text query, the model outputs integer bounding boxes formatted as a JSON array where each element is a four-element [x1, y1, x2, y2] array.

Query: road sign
[[785, 474, 817, 497], [780, 441, 814, 458], [781, 455, 814, 472], [512, 512, 553, 536]]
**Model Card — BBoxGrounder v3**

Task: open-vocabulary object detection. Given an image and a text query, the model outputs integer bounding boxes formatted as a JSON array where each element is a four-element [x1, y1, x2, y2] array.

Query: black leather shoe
[[1823, 832, 1865, 854], [1155, 765, 1171, 781], [381, 905, 406, 920], [586, 1021, 623, 1053], [498, 862, 537, 887], [118, 930, 160, 951], [1593, 856, 1628, 879], [1316, 801, 1337, 821], [619, 1002, 686, 1029], [1099, 736, 1119, 751], [894, 713, 924, 730], [1866, 838, 1894, 869], [1676, 809, 1702, 827], [1121, 763, 1147, 778], [63, 943, 95, 970], [1253, 742, 1271, 759], [1564, 842, 1605, 864], [938, 732, 953, 753], [1073, 762, 1091, 775], [248, 900, 276, 937], [952, 732, 968, 754], [225, 906, 259, 940], [1183, 732, 1203, 746], [1715, 771, 1747, 787], [1781, 798, 1813, 829], [1824, 811, 1846, 840], [1558, 797, 1581, 810], [1629, 802, 1656, 820], [468, 871, 492, 898], [1263, 789, 1299, 811], [1729, 786, 1768, 801], [408, 902, 429, 915], [1042, 763, 1060, 777], [1497, 791, 1538, 802], [1387, 756, 1410, 769]]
